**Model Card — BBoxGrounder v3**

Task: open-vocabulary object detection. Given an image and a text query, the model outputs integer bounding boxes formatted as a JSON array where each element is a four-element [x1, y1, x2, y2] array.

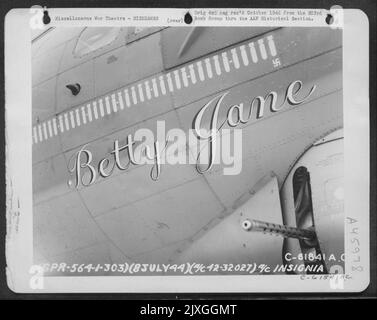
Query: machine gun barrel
[[241, 219, 317, 243]]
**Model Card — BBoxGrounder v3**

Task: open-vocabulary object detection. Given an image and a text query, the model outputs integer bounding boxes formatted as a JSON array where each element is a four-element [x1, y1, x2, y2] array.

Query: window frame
[[72, 27, 123, 58]]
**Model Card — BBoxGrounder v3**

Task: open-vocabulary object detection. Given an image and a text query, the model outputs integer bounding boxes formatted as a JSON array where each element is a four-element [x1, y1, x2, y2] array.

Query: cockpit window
[[73, 27, 121, 57]]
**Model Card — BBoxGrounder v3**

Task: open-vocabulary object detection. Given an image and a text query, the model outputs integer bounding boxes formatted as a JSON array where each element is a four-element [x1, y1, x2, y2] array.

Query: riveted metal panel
[[32, 124, 62, 164], [32, 77, 57, 124], [32, 42, 66, 86], [54, 80, 173, 156], [161, 26, 273, 69], [56, 59, 95, 113], [94, 203, 165, 257], [79, 163, 198, 218], [33, 154, 71, 205], [33, 191, 107, 259], [58, 28, 128, 73], [133, 178, 224, 245], [168, 27, 342, 112], [94, 32, 164, 97], [32, 27, 84, 58]]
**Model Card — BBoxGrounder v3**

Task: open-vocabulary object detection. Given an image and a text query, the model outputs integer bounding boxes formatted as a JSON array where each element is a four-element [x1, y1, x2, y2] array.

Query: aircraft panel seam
[[32, 33, 278, 145]]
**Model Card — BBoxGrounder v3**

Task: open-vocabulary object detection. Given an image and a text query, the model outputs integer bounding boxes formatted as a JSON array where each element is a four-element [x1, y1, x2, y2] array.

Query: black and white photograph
[[3, 7, 372, 294], [31, 25, 344, 274]]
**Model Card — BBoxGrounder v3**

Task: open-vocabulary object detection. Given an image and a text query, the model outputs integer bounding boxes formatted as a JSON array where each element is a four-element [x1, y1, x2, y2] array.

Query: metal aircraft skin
[[32, 26, 344, 275]]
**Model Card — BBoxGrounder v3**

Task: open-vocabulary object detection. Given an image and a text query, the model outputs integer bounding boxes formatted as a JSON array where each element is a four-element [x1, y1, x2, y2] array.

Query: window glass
[[74, 27, 121, 57]]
